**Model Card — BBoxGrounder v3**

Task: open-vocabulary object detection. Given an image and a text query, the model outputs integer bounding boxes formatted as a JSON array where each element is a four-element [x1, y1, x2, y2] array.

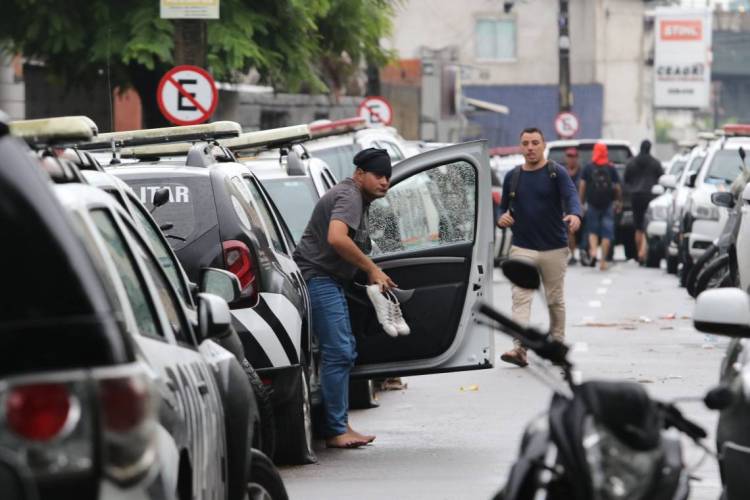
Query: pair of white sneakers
[[365, 285, 411, 337]]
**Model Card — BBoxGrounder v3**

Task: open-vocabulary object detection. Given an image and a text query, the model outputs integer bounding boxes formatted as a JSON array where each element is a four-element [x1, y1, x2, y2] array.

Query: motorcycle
[[477, 259, 713, 500]]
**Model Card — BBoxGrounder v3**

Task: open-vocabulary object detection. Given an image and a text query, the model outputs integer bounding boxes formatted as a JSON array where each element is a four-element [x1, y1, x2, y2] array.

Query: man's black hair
[[520, 127, 545, 141]]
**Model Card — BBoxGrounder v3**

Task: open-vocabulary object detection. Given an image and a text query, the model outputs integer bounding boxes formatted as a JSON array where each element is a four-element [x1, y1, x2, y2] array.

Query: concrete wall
[[0, 54, 25, 120]]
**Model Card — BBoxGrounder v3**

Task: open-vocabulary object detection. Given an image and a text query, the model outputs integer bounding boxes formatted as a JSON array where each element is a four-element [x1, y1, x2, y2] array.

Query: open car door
[[349, 141, 494, 377]]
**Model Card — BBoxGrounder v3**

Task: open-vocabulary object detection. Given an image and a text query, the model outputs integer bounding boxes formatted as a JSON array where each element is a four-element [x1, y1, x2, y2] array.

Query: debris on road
[[460, 384, 479, 392], [660, 313, 677, 320]]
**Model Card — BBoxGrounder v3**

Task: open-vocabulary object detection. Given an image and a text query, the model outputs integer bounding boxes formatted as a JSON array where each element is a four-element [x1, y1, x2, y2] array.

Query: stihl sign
[[660, 20, 702, 41]]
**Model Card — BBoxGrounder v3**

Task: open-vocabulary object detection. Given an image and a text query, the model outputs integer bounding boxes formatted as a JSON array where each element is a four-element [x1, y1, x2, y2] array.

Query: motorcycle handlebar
[[659, 402, 708, 442], [477, 302, 570, 366]]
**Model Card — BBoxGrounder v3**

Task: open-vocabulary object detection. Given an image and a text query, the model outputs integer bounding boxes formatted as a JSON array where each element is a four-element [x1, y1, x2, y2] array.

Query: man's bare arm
[[578, 180, 586, 204], [328, 220, 396, 289]]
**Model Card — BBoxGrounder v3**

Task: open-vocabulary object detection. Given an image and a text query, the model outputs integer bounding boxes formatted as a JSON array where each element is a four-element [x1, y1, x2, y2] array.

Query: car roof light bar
[[308, 117, 367, 139], [723, 124, 750, 137], [78, 121, 242, 150], [220, 125, 311, 152], [10, 116, 98, 145]]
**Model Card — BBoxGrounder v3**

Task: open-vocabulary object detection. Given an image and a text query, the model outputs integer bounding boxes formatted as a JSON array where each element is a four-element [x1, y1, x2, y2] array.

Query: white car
[[683, 131, 750, 261], [645, 153, 689, 266]]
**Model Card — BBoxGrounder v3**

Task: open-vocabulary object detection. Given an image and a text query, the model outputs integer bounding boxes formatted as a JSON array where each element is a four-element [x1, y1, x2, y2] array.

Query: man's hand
[[368, 267, 396, 291], [497, 212, 515, 228], [564, 214, 581, 232]]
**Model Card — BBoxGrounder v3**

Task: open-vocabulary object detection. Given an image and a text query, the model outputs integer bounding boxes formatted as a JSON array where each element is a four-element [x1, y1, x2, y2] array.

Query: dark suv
[[109, 144, 316, 465]]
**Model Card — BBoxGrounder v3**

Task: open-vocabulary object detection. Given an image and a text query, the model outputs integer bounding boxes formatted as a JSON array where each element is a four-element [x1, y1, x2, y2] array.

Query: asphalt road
[[279, 257, 726, 500]]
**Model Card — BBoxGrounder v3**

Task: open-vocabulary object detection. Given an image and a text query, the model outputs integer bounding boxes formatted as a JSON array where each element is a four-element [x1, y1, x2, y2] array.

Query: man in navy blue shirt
[[497, 128, 582, 367]]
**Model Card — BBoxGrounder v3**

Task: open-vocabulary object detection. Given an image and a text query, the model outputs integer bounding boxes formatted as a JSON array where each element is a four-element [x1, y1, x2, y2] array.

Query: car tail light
[[223, 240, 258, 305], [0, 364, 158, 485], [6, 383, 73, 442], [97, 369, 158, 484]]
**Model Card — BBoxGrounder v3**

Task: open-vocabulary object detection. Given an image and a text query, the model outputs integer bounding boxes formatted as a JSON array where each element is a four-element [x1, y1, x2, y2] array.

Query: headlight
[[650, 206, 668, 221], [690, 202, 719, 220], [582, 416, 663, 500]]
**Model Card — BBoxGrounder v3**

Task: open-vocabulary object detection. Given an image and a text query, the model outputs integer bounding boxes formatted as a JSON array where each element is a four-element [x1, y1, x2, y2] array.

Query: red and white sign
[[157, 65, 218, 125], [358, 96, 393, 126], [554, 112, 579, 139], [660, 20, 702, 41]]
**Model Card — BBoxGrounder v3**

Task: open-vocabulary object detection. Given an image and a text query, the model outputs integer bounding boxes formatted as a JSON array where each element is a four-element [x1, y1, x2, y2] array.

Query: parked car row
[[1, 113, 497, 498]]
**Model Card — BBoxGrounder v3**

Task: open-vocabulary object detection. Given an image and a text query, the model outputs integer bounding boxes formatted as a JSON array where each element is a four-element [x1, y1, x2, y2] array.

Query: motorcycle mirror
[[704, 384, 735, 411], [740, 147, 746, 161], [501, 258, 541, 290]]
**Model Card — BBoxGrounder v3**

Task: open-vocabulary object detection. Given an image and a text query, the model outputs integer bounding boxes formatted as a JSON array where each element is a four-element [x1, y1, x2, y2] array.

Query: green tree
[[1, 0, 394, 127]]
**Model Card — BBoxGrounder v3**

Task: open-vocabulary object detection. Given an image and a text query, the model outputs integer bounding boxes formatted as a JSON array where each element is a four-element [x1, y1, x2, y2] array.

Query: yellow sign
[[160, 0, 219, 19]]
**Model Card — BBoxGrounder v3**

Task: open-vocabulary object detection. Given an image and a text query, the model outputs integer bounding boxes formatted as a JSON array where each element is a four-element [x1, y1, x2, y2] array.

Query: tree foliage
[[1, 0, 395, 94]]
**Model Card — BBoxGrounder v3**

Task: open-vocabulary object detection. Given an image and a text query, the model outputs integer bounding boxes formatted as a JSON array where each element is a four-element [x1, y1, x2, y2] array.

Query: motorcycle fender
[[722, 441, 750, 500], [501, 427, 550, 500]]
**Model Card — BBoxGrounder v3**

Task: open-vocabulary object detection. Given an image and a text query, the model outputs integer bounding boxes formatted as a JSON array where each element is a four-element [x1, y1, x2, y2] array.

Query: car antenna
[[105, 25, 121, 166]]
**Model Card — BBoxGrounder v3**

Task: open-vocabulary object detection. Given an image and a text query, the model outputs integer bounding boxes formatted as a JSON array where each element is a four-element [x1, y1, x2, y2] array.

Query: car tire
[[666, 255, 679, 274], [686, 244, 719, 298], [242, 359, 276, 461], [695, 254, 732, 297], [645, 245, 661, 268], [247, 448, 288, 500], [274, 367, 317, 465], [349, 378, 379, 409]]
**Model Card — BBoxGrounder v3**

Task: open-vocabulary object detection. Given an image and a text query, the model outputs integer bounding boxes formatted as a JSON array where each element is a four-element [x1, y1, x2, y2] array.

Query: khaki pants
[[509, 246, 569, 350]]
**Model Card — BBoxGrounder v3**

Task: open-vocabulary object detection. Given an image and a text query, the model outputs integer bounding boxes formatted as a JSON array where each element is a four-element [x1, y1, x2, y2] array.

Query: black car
[[109, 144, 316, 465]]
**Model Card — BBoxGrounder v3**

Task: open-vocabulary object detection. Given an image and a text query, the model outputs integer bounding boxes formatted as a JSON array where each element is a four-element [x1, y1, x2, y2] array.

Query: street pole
[[173, 19, 208, 67], [558, 0, 572, 114]]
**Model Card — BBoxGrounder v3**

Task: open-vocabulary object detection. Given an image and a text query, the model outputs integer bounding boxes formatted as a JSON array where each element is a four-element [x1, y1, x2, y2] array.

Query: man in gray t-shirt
[[293, 148, 395, 449]]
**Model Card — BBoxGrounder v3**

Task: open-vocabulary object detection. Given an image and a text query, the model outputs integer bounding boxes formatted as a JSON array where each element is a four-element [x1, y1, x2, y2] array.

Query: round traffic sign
[[554, 111, 579, 139], [157, 65, 218, 126], [358, 96, 393, 126]]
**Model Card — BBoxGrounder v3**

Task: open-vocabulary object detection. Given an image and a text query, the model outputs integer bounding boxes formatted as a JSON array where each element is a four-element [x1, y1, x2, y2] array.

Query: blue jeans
[[586, 204, 615, 241], [307, 276, 357, 437]]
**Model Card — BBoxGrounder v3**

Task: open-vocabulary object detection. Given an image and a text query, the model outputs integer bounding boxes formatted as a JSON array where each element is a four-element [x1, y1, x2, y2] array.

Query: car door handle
[[197, 381, 209, 396]]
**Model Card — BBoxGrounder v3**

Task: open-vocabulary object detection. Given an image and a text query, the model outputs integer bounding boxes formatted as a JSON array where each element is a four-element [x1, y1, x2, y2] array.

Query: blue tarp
[[462, 84, 603, 147]]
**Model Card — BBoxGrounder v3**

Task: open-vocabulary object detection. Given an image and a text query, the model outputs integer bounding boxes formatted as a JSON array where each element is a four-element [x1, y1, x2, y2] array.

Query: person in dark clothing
[[580, 143, 622, 271], [625, 140, 664, 262], [496, 128, 582, 367]]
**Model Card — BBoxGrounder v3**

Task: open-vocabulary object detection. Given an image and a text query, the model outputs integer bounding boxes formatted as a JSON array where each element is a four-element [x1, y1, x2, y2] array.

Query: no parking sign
[[358, 96, 393, 126], [157, 65, 218, 125]]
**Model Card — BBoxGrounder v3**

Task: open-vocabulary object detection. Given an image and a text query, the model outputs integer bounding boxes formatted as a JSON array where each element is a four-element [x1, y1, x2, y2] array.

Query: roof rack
[[308, 117, 367, 139], [221, 125, 311, 152], [78, 121, 242, 150], [10, 116, 98, 145]]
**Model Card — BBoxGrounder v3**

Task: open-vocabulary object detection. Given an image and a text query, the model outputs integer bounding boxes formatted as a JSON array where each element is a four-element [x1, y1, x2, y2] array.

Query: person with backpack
[[579, 142, 622, 271], [496, 128, 582, 368], [625, 140, 663, 263]]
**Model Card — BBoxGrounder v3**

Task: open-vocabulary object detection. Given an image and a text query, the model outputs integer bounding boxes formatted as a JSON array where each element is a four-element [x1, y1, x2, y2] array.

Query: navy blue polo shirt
[[498, 162, 582, 251]]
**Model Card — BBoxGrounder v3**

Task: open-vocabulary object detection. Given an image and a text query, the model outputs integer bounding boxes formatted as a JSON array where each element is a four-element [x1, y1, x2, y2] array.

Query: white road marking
[[588, 300, 602, 308], [596, 287, 608, 295], [601, 278, 613, 285], [582, 315, 596, 323], [572, 342, 589, 353]]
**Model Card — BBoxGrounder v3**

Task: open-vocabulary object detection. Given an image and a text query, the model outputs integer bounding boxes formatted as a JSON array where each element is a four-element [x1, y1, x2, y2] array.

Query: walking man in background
[[625, 140, 663, 263], [579, 142, 622, 271], [294, 148, 395, 448], [564, 147, 583, 265], [496, 128, 582, 367]]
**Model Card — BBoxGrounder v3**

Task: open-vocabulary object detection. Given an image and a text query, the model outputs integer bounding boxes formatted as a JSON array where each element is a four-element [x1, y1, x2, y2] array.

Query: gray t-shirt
[[293, 178, 371, 282]]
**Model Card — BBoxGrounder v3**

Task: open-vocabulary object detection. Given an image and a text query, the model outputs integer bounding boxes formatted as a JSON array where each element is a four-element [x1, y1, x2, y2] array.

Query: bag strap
[[509, 162, 567, 213]]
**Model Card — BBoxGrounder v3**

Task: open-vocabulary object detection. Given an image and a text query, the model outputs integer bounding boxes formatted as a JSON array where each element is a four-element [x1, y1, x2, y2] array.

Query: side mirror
[[686, 172, 698, 188], [740, 147, 746, 162], [501, 258, 541, 290], [651, 184, 665, 196], [197, 293, 232, 342], [704, 384, 735, 411], [711, 191, 735, 208], [659, 174, 677, 190], [694, 288, 750, 337], [743, 183, 750, 203], [152, 187, 170, 208], [200, 268, 241, 304]]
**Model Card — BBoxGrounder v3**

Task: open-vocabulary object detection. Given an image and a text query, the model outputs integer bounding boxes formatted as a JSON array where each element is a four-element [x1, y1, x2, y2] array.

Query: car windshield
[[309, 143, 362, 181], [548, 144, 632, 166], [669, 160, 686, 177], [705, 149, 746, 185], [260, 177, 319, 243]]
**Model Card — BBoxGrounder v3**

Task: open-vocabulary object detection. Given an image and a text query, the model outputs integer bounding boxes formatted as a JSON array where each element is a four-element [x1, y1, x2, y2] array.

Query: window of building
[[475, 18, 516, 61]]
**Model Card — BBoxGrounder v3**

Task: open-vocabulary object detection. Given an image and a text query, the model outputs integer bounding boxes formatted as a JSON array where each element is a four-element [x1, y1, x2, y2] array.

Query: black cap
[[353, 148, 391, 178]]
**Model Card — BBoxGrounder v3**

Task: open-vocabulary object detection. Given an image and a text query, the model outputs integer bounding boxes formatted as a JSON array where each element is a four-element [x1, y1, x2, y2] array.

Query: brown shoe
[[500, 348, 528, 367]]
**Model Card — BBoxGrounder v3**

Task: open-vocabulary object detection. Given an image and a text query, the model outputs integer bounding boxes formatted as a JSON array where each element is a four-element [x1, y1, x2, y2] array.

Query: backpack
[[587, 166, 614, 209]]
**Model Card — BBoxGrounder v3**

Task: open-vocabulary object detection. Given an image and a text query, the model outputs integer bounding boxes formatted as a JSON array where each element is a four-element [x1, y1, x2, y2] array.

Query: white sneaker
[[366, 285, 398, 337], [386, 291, 410, 336]]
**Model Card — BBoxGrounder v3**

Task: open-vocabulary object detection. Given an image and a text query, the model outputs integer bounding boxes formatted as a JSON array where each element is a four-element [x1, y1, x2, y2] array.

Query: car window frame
[[241, 174, 295, 255]]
